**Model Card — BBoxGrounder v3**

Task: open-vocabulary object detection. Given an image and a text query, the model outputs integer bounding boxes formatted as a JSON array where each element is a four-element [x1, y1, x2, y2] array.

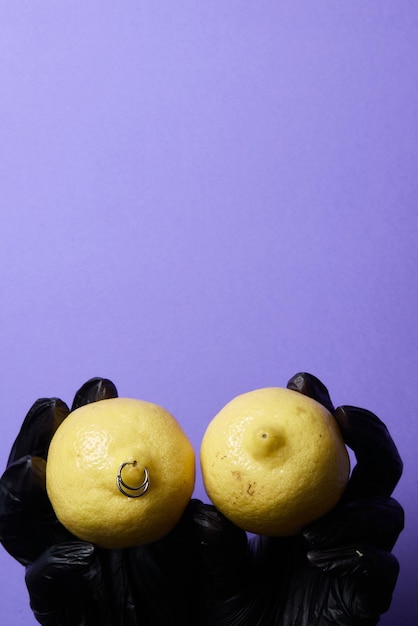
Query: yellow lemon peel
[[46, 397, 195, 549], [200, 387, 350, 536]]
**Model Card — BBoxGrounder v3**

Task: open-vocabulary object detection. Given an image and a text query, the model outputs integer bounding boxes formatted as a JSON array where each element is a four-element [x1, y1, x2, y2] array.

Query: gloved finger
[[126, 500, 249, 624], [307, 545, 400, 616], [191, 500, 253, 626], [25, 542, 111, 626], [7, 398, 69, 467], [190, 499, 249, 601], [126, 503, 201, 624], [0, 456, 72, 565], [71, 377, 118, 411], [286, 372, 335, 414], [286, 374, 404, 500], [335, 405, 403, 499], [303, 496, 404, 552]]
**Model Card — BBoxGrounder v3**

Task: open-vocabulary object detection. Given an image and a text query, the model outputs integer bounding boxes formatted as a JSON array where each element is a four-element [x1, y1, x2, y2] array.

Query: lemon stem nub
[[117, 462, 150, 498]]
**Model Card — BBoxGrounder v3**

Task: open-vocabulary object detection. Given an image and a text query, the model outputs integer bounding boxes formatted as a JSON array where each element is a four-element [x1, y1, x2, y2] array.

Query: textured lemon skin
[[200, 387, 350, 536], [46, 398, 195, 549]]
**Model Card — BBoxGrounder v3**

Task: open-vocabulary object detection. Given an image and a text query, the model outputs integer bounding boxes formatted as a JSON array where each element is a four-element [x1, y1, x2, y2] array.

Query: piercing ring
[[116, 462, 150, 498]]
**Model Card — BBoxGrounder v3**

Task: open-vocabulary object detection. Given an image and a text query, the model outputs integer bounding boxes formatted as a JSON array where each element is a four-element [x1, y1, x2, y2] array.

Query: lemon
[[46, 397, 195, 549], [200, 387, 350, 536]]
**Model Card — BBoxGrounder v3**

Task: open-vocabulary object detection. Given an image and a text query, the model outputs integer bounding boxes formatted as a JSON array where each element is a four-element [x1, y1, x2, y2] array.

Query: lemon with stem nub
[[46, 397, 195, 549], [200, 387, 350, 536]]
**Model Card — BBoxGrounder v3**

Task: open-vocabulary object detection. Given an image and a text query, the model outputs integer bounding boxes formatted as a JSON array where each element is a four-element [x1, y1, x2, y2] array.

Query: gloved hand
[[0, 378, 248, 626], [239, 372, 405, 626], [0, 374, 404, 626]]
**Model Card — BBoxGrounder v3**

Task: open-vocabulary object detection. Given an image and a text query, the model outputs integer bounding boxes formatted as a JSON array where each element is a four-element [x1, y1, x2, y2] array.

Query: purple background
[[1, 3, 417, 623]]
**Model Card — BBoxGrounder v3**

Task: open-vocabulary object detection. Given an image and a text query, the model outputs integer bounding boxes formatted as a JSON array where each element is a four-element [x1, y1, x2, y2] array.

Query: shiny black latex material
[[0, 374, 404, 625]]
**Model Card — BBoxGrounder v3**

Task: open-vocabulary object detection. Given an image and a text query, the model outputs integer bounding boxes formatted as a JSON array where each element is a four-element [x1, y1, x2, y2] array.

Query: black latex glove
[[0, 378, 248, 626], [238, 372, 404, 626], [0, 374, 404, 626]]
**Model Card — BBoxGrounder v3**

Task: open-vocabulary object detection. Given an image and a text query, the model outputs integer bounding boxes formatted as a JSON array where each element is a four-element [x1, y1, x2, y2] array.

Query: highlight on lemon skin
[[46, 397, 196, 549], [200, 387, 350, 537]]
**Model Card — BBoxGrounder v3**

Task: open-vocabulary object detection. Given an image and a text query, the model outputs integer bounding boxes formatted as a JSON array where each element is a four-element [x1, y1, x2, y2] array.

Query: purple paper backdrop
[[1, 3, 417, 624]]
